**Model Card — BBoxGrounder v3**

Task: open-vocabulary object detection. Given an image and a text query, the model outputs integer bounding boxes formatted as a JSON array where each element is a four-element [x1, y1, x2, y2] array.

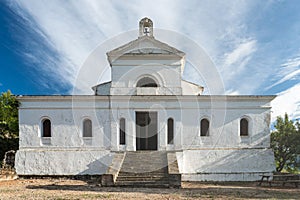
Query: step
[[121, 164, 167, 167], [120, 164, 167, 168], [118, 172, 167, 176], [120, 158, 165, 162], [121, 164, 166, 167], [120, 166, 168, 170], [120, 166, 167, 173], [115, 181, 170, 188], [117, 174, 168, 177], [118, 171, 167, 176], [119, 167, 168, 174], [122, 156, 165, 159], [115, 151, 170, 188], [116, 176, 169, 181], [122, 158, 166, 161], [115, 183, 170, 188], [121, 161, 166, 164]]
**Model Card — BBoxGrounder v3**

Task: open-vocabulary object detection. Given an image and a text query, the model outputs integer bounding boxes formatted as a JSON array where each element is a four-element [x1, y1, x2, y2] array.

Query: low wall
[[15, 149, 113, 176], [179, 148, 275, 181]]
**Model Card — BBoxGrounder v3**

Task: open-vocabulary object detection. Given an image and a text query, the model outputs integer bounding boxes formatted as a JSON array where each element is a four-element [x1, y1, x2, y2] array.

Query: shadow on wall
[[194, 148, 275, 175], [21, 154, 112, 186], [77, 154, 112, 175]]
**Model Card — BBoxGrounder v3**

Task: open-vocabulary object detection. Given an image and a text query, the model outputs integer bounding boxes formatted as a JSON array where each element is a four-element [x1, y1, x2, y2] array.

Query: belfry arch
[[136, 76, 158, 87]]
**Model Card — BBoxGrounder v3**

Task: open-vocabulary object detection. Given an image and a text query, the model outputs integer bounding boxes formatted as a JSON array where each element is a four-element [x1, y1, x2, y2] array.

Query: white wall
[[16, 95, 275, 178], [181, 149, 275, 181], [16, 150, 113, 175], [17, 95, 274, 150], [18, 97, 111, 148], [110, 57, 183, 95]]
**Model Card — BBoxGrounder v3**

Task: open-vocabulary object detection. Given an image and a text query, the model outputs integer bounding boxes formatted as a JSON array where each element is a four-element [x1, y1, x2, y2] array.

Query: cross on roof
[[144, 27, 151, 36]]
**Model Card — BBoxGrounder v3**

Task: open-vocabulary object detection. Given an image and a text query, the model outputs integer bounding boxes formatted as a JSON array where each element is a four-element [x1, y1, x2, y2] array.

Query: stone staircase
[[115, 151, 170, 188]]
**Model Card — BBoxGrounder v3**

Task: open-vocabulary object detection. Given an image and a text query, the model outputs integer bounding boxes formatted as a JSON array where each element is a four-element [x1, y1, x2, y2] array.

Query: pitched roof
[[107, 35, 185, 64]]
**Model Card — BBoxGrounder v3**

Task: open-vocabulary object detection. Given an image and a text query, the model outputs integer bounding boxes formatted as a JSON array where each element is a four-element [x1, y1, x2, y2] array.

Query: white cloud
[[268, 69, 300, 90], [267, 55, 300, 90], [9, 0, 300, 122], [224, 40, 257, 67], [6, 0, 300, 122], [271, 83, 300, 122], [7, 0, 260, 94], [225, 89, 240, 95], [215, 39, 260, 95], [222, 39, 257, 79], [282, 56, 300, 68], [8, 1, 129, 91]]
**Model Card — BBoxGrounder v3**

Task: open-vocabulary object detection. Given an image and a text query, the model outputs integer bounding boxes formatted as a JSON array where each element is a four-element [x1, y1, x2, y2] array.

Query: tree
[[295, 120, 300, 167], [0, 90, 19, 165], [271, 113, 300, 172]]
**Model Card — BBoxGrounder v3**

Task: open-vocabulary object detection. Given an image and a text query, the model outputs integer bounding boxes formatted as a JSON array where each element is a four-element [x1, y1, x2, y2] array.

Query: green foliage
[[0, 90, 19, 164], [271, 113, 300, 172]]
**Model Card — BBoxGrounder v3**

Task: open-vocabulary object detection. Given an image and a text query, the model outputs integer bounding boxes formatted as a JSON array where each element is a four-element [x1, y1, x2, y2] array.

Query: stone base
[[168, 174, 181, 188], [15, 148, 276, 183], [182, 172, 273, 182], [15, 149, 113, 175], [179, 148, 275, 182], [101, 174, 114, 186]]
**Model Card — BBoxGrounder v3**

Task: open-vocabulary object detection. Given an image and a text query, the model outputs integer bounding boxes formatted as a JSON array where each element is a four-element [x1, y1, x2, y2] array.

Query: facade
[[15, 18, 276, 181]]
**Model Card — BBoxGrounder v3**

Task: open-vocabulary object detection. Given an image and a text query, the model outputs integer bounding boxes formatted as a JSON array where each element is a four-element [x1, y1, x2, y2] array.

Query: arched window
[[240, 118, 249, 136], [200, 118, 209, 136], [136, 77, 158, 87], [83, 119, 92, 137], [167, 118, 174, 144], [42, 119, 51, 137], [120, 118, 126, 145]]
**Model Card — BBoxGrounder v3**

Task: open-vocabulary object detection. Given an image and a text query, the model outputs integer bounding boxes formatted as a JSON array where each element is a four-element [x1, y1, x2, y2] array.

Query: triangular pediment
[[107, 36, 185, 64]]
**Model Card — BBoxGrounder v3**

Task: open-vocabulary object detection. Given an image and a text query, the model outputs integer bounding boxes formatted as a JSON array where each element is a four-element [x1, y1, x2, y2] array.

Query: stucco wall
[[17, 95, 273, 150], [180, 149, 275, 181], [19, 108, 111, 148], [16, 150, 112, 175], [110, 63, 183, 95], [16, 95, 275, 179]]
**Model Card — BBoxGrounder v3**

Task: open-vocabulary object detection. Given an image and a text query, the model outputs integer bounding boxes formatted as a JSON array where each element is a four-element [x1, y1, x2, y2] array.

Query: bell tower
[[139, 17, 153, 37]]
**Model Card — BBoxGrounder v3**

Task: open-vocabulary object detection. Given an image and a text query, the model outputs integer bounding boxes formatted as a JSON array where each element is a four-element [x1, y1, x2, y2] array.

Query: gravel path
[[0, 179, 299, 199]]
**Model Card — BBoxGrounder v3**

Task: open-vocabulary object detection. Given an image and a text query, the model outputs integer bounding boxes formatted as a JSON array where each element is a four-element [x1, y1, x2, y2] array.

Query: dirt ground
[[0, 179, 299, 200]]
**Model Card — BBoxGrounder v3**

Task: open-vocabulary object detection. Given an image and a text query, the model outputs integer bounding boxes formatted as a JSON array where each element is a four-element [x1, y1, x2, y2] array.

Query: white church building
[[15, 18, 276, 183]]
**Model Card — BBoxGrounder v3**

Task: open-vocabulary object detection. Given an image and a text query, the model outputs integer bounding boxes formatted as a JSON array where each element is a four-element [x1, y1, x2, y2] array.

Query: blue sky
[[1, 0, 300, 121]]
